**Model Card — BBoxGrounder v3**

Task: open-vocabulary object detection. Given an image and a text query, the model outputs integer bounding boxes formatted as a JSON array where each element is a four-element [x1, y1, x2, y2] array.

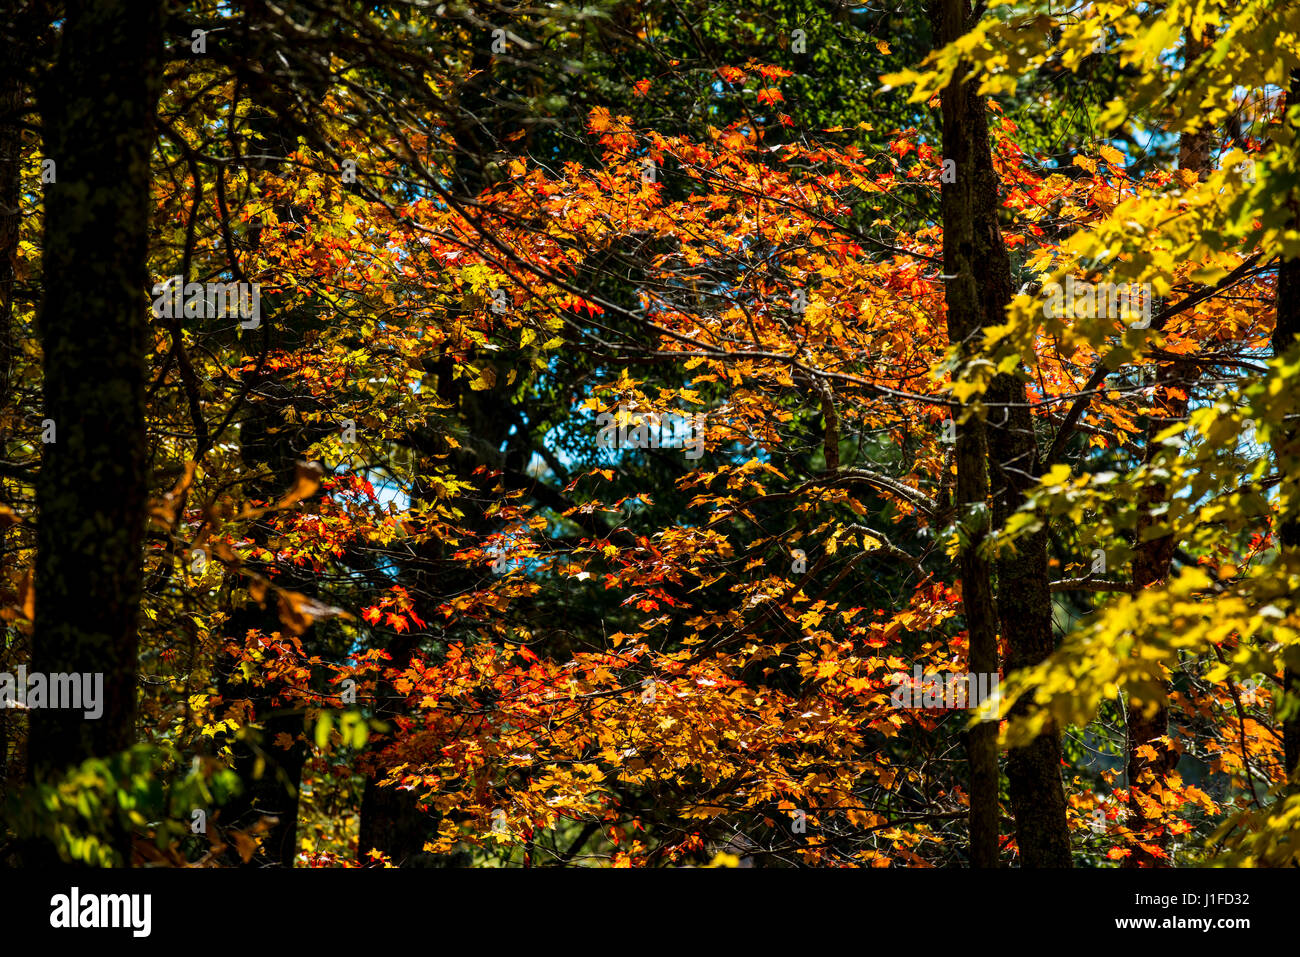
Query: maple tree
[[0, 0, 1298, 873]]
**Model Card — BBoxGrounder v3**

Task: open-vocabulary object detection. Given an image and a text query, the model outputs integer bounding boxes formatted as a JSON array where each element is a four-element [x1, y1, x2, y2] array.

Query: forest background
[[2, 0, 1300, 869]]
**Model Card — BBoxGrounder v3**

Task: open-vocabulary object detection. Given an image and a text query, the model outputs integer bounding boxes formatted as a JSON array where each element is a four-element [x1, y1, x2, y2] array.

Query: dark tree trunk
[[209, 116, 319, 866], [978, 119, 1073, 870], [24, 0, 163, 865], [931, 0, 1002, 870], [212, 328, 315, 869], [216, 595, 309, 868], [356, 632, 431, 865], [1275, 74, 1300, 790], [0, 11, 28, 810], [932, 0, 1071, 867]]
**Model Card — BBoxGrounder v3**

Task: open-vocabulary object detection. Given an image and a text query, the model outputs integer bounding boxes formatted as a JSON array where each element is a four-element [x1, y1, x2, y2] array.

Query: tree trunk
[[212, 304, 314, 868], [356, 632, 432, 865], [24, 0, 163, 865], [1275, 73, 1300, 789], [931, 0, 1001, 869], [0, 12, 28, 811], [932, 0, 1071, 867]]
